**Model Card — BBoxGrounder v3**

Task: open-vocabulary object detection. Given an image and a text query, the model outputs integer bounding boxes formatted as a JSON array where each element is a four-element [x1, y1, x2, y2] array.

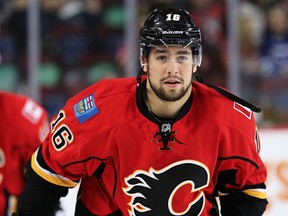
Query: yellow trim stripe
[[31, 150, 77, 187], [8, 195, 18, 215], [243, 189, 267, 199]]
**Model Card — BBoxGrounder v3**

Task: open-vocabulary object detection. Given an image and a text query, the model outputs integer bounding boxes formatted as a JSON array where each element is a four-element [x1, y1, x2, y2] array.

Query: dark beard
[[147, 76, 191, 102]]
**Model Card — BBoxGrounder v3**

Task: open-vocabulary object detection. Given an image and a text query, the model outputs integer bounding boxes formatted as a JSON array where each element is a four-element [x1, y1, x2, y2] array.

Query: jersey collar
[[136, 78, 193, 123]]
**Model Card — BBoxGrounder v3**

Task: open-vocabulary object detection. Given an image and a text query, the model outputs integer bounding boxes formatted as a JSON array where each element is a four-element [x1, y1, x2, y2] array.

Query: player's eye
[[177, 55, 188, 63], [156, 56, 168, 63]]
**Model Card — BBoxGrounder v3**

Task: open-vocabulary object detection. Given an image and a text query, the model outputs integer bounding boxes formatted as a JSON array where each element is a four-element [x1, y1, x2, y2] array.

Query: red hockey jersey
[[0, 92, 49, 215], [30, 77, 267, 215]]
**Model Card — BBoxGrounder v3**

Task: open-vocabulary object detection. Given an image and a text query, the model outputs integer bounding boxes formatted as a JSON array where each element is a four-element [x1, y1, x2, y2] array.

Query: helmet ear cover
[[139, 8, 202, 67]]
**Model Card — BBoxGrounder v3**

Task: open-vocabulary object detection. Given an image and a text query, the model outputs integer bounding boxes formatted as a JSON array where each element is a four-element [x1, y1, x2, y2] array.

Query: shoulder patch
[[22, 99, 43, 124], [74, 94, 99, 123], [233, 102, 252, 119]]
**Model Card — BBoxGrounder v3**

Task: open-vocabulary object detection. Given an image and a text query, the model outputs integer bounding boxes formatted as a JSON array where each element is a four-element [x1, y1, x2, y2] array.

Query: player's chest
[[115, 121, 221, 172], [112, 122, 217, 216]]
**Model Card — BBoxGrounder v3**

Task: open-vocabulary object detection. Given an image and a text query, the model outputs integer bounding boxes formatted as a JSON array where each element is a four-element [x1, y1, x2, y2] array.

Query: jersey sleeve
[[17, 97, 50, 163], [5, 96, 49, 196], [0, 93, 49, 215], [17, 90, 112, 215], [214, 110, 267, 215]]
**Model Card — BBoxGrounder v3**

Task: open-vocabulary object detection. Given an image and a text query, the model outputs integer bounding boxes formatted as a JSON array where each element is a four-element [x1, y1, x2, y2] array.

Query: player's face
[[144, 46, 197, 101]]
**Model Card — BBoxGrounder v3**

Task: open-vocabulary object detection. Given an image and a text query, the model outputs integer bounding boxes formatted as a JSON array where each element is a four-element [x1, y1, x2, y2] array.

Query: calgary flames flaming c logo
[[123, 160, 210, 216]]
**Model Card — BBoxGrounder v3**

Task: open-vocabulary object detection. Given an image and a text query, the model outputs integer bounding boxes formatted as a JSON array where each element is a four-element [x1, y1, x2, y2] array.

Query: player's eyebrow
[[154, 48, 168, 54], [154, 49, 191, 55], [175, 50, 191, 55]]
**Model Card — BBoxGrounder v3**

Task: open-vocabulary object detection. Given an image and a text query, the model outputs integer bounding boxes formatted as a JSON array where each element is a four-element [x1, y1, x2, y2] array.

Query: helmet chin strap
[[137, 68, 145, 87]]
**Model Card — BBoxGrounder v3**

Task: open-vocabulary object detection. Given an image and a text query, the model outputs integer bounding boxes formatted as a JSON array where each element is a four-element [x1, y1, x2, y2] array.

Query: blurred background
[[0, 0, 287, 215], [0, 0, 288, 126]]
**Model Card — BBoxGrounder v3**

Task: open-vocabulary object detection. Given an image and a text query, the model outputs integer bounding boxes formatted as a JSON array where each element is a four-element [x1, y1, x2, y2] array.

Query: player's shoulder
[[0, 91, 27, 103], [63, 77, 137, 124], [192, 81, 257, 127], [0, 91, 47, 118], [192, 81, 231, 106], [69, 77, 136, 103], [0, 91, 48, 140], [0, 91, 42, 106]]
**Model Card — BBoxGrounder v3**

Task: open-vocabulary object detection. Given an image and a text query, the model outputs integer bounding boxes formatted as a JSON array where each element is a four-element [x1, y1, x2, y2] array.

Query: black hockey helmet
[[139, 8, 202, 67]]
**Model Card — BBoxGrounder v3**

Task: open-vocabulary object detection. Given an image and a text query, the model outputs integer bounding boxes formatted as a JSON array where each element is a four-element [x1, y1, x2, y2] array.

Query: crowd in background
[[0, 0, 287, 125]]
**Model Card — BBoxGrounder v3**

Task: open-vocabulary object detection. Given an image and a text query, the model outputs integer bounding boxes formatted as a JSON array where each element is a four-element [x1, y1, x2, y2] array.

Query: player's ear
[[192, 64, 197, 73], [140, 58, 148, 72]]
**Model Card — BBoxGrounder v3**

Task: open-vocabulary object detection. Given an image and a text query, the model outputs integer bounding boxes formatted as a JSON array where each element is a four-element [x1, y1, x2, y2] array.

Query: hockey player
[[0, 91, 49, 215], [15, 8, 267, 216]]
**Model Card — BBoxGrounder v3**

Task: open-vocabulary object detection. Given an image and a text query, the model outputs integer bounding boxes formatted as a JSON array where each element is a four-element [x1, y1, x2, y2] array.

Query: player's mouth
[[163, 78, 181, 88]]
